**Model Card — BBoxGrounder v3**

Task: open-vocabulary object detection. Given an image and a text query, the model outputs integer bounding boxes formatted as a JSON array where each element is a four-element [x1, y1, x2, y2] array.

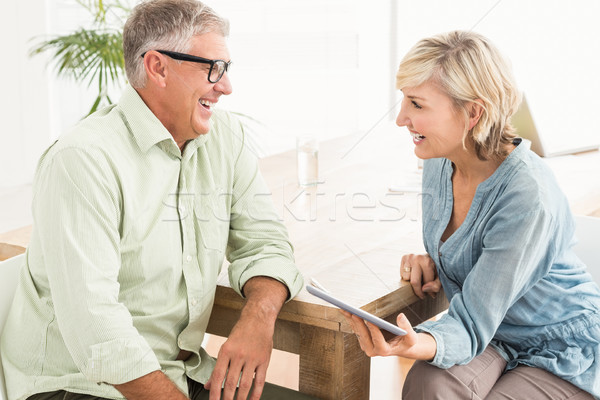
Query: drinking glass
[[296, 136, 319, 186]]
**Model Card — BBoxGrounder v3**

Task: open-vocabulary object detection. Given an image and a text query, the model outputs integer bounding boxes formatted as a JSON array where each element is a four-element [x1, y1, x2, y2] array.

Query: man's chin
[[195, 129, 210, 136], [192, 119, 211, 136], [190, 126, 210, 137]]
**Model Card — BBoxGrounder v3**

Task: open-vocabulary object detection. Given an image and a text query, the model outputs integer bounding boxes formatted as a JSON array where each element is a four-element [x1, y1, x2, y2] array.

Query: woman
[[343, 31, 600, 399]]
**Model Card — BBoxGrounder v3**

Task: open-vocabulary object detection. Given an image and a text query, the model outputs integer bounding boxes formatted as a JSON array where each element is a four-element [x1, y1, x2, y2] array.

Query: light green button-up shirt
[[0, 85, 303, 400]]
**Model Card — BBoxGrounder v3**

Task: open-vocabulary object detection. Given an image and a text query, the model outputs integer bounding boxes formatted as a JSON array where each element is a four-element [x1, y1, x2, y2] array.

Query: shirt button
[[438, 251, 442, 257], [186, 255, 192, 262], [191, 298, 198, 306]]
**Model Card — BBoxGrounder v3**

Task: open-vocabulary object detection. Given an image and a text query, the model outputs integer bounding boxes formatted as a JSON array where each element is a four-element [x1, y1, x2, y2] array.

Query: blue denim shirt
[[416, 142, 600, 397]]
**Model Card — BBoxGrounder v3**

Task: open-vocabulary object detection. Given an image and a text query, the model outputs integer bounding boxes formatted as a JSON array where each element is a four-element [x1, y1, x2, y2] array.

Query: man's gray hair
[[123, 0, 230, 88]]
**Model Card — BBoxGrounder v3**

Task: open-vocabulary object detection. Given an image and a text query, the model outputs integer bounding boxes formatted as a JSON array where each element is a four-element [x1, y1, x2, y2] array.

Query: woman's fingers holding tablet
[[341, 310, 377, 354], [341, 310, 418, 358]]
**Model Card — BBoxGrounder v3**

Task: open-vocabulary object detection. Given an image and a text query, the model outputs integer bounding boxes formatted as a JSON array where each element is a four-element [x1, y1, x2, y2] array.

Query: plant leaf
[[29, 0, 131, 117]]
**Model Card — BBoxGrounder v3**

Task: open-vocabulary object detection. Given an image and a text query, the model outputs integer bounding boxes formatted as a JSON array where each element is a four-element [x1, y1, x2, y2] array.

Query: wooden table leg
[[299, 325, 370, 400]]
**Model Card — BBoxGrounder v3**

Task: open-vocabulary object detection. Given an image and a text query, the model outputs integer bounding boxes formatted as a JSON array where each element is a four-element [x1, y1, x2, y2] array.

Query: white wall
[[0, 0, 51, 189], [0, 0, 131, 191], [35, 0, 396, 159], [214, 0, 394, 154], [4, 0, 599, 190]]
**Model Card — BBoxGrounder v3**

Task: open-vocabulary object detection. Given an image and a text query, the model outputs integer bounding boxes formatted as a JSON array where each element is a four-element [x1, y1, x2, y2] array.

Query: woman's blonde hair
[[396, 31, 522, 160]]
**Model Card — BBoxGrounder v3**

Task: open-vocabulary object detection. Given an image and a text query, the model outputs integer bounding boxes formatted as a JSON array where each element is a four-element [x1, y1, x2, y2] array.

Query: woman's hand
[[400, 253, 441, 299], [340, 311, 437, 361]]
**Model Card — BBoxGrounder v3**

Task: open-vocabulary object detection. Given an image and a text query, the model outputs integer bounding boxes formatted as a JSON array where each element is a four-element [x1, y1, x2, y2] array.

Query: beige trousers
[[402, 346, 594, 399]]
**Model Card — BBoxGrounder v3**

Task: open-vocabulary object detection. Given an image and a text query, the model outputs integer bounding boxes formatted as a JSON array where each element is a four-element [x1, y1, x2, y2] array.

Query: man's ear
[[143, 51, 168, 88], [468, 100, 484, 130]]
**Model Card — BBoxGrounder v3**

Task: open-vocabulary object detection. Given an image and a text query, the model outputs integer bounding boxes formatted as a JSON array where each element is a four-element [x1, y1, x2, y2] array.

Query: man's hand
[[114, 370, 188, 400], [204, 276, 288, 400]]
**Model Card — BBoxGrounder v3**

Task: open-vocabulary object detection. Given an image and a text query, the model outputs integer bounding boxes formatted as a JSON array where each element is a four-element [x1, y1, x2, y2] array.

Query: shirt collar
[[477, 139, 528, 192], [117, 85, 208, 155]]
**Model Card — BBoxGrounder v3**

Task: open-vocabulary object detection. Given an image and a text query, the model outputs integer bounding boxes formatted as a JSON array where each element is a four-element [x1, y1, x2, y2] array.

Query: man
[[0, 1, 314, 399]]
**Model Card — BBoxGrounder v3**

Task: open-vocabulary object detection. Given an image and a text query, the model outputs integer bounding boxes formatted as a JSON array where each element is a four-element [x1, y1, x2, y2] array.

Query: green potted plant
[[30, 0, 131, 116]]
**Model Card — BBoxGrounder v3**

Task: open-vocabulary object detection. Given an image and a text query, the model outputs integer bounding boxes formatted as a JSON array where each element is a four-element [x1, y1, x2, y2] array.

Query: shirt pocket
[[120, 203, 183, 299], [194, 188, 230, 253]]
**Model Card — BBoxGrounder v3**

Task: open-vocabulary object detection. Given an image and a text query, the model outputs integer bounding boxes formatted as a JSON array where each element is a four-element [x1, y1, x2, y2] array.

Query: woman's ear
[[468, 100, 484, 130]]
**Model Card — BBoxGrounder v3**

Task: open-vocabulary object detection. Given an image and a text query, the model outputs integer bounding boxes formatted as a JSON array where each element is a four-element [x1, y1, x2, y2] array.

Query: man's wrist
[[243, 296, 281, 323], [241, 276, 288, 323]]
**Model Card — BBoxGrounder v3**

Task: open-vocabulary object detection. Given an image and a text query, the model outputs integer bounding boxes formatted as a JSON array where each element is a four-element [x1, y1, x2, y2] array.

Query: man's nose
[[215, 72, 233, 95]]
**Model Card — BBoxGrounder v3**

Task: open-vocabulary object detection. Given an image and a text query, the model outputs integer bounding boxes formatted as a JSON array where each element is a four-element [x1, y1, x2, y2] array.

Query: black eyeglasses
[[141, 50, 232, 83]]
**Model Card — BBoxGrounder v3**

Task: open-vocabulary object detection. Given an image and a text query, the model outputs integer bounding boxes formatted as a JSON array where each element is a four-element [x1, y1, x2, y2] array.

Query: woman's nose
[[396, 106, 408, 127]]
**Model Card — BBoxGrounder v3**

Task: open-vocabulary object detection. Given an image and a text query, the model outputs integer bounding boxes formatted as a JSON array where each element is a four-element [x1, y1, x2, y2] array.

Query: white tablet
[[306, 285, 407, 336]]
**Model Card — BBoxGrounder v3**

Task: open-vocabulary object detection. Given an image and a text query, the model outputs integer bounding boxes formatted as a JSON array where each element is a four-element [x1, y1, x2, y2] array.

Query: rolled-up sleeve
[[225, 127, 304, 301], [416, 206, 556, 369], [34, 146, 161, 384]]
